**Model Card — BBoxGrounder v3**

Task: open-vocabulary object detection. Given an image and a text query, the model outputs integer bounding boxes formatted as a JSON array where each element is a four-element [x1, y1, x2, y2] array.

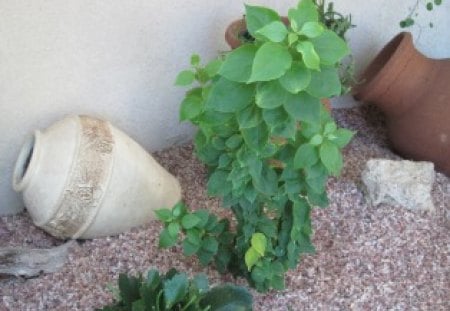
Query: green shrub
[[158, 0, 355, 292]]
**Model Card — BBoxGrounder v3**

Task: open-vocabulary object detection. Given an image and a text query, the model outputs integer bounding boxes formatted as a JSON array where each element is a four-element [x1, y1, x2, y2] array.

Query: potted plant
[[158, 0, 355, 292], [98, 268, 252, 310], [225, 0, 353, 49]]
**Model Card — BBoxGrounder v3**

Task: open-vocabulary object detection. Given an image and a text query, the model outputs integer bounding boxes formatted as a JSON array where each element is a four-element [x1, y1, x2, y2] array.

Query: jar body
[[354, 32, 450, 176], [13, 115, 182, 239]]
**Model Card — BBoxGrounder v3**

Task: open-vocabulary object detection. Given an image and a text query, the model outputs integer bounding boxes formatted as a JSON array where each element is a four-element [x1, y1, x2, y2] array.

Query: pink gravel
[[1, 106, 449, 311]]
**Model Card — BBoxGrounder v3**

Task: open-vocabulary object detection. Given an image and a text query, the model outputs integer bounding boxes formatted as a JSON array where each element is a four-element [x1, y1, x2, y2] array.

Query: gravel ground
[[1, 106, 449, 311]]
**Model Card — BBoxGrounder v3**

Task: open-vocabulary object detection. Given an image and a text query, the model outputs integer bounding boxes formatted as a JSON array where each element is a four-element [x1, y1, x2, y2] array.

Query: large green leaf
[[171, 202, 187, 218], [288, 0, 318, 30], [186, 229, 202, 246], [311, 30, 350, 65], [181, 214, 201, 229], [251, 233, 267, 256], [330, 128, 355, 148], [205, 77, 254, 113], [299, 21, 324, 38], [200, 285, 253, 311], [251, 266, 266, 284], [225, 134, 243, 150], [175, 70, 195, 86], [307, 188, 329, 207], [262, 106, 288, 128], [244, 4, 280, 37], [304, 163, 328, 193], [180, 94, 203, 121], [269, 262, 286, 290], [159, 227, 177, 248], [207, 170, 232, 196], [272, 116, 297, 139], [292, 199, 310, 232], [245, 247, 261, 271], [283, 91, 321, 123], [293, 143, 319, 169], [154, 208, 173, 223], [296, 41, 320, 71], [212, 136, 226, 150], [252, 165, 278, 195], [242, 122, 269, 151], [182, 239, 201, 256], [219, 45, 258, 82], [256, 80, 292, 109], [197, 248, 216, 266], [118, 274, 142, 309], [237, 105, 262, 129], [205, 58, 223, 77], [255, 21, 288, 42], [202, 237, 219, 254], [194, 209, 210, 228], [196, 141, 222, 166], [306, 66, 342, 98], [279, 62, 311, 94], [198, 110, 234, 126], [145, 269, 161, 292], [249, 43, 292, 82], [192, 274, 209, 294], [319, 140, 343, 175], [163, 273, 188, 309], [168, 222, 181, 238], [246, 156, 263, 179], [218, 153, 232, 169]]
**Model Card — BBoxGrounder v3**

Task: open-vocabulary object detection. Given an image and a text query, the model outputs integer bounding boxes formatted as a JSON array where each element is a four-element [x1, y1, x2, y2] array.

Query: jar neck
[[354, 32, 433, 116], [13, 131, 41, 192]]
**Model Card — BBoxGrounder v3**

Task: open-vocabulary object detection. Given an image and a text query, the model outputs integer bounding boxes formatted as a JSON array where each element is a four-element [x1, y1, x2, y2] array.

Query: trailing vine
[[158, 0, 354, 292], [400, 0, 445, 28]]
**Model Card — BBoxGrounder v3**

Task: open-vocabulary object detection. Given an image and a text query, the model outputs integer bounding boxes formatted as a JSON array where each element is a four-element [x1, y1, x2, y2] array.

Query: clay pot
[[354, 32, 450, 176], [12, 115, 182, 239]]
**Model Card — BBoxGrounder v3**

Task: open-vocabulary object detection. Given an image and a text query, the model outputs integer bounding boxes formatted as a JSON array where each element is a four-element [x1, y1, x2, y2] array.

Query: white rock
[[361, 159, 435, 211]]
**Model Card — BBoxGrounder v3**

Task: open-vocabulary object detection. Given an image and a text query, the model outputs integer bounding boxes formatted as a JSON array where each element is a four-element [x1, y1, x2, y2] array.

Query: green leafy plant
[[160, 0, 355, 292], [400, 0, 445, 28], [98, 268, 252, 311]]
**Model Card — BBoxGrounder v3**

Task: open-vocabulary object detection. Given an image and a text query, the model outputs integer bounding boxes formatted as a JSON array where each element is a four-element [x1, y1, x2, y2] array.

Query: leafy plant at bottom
[[97, 268, 252, 311], [162, 0, 355, 292]]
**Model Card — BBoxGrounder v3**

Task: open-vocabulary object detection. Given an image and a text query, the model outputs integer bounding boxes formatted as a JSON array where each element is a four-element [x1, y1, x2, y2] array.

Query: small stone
[[361, 159, 435, 211]]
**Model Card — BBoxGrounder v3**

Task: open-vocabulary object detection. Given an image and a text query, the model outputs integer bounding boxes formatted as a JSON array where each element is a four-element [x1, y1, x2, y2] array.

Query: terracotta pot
[[12, 115, 182, 239], [354, 32, 450, 176], [225, 17, 290, 49]]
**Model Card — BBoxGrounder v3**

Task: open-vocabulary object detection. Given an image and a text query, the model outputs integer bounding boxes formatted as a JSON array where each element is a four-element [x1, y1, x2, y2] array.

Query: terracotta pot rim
[[225, 17, 290, 49], [353, 32, 413, 101], [225, 18, 247, 49]]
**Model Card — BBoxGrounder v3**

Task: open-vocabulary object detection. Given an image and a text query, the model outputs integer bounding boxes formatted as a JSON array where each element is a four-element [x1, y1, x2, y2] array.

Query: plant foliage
[[98, 268, 252, 311], [163, 0, 355, 292]]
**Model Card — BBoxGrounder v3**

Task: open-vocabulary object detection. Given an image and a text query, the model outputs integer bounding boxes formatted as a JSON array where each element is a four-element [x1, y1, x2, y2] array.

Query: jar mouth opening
[[13, 132, 39, 191], [354, 32, 411, 99]]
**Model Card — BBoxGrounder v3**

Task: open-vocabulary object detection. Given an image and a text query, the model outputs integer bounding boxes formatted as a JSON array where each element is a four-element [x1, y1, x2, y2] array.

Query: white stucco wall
[[1, 0, 449, 214]]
